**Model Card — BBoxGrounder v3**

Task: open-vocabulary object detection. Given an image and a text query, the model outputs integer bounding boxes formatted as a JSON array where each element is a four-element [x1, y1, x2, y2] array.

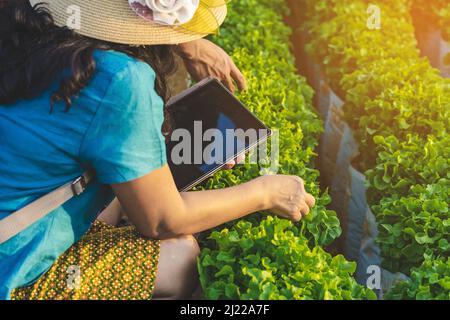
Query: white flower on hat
[[129, 0, 200, 26]]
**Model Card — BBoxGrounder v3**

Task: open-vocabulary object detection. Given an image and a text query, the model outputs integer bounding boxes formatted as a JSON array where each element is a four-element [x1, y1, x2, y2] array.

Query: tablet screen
[[166, 79, 271, 191]]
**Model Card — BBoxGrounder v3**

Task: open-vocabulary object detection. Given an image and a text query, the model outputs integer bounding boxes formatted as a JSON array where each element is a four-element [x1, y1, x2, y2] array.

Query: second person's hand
[[176, 39, 248, 93]]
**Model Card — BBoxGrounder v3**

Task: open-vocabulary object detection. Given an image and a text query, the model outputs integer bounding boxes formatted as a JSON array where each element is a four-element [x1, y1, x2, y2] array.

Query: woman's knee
[[161, 235, 199, 269], [181, 235, 200, 260], [153, 235, 200, 299]]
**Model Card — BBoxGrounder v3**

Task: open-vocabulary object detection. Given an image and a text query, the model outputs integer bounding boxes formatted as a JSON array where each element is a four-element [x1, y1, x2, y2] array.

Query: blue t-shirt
[[0, 50, 167, 299]]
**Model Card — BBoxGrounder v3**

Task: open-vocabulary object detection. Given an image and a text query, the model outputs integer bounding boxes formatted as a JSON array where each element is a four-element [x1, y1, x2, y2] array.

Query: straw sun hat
[[29, 0, 228, 45]]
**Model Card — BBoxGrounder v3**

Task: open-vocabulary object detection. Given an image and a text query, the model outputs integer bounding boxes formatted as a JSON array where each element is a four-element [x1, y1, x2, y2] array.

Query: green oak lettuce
[[366, 134, 450, 204], [385, 256, 450, 300], [373, 181, 449, 274], [199, 217, 376, 300]]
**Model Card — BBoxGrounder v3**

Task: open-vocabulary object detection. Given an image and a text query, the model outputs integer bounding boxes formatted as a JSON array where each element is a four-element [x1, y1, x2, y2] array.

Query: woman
[[0, 0, 315, 300]]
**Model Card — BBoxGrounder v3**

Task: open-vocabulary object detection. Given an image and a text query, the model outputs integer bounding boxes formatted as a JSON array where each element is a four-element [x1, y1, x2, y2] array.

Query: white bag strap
[[0, 171, 95, 245]]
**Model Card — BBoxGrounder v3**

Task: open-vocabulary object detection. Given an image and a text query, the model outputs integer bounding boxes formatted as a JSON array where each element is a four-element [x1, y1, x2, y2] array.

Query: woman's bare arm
[[112, 165, 314, 240]]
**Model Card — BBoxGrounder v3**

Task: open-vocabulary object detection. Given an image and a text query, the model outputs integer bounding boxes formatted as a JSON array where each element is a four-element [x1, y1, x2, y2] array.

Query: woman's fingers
[[230, 61, 247, 91], [222, 74, 236, 93], [291, 211, 302, 222], [298, 202, 310, 217], [305, 193, 316, 208], [236, 153, 245, 164], [223, 153, 245, 170], [223, 159, 235, 170], [295, 192, 315, 220], [177, 39, 247, 93]]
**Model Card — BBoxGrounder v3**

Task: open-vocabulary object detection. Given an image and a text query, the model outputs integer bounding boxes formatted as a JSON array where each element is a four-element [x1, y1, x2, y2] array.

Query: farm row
[[196, 0, 376, 300], [298, 0, 449, 299]]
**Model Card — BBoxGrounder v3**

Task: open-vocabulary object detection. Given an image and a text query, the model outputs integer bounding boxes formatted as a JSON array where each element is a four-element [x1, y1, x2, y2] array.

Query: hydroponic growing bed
[[195, 0, 449, 300], [196, 0, 375, 300], [298, 0, 449, 300]]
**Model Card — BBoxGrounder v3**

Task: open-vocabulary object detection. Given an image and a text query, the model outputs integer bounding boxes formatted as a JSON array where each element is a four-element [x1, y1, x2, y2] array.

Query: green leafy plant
[[199, 216, 376, 300], [372, 181, 449, 273], [342, 61, 450, 168], [385, 256, 450, 300], [366, 134, 450, 204], [366, 134, 449, 272], [300, 0, 450, 168]]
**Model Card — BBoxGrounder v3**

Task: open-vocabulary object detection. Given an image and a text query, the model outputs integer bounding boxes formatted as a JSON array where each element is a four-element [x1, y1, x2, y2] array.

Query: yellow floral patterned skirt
[[11, 221, 160, 300]]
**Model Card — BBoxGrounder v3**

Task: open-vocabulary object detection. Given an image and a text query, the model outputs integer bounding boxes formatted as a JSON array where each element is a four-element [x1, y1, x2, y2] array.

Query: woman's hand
[[258, 175, 316, 222], [223, 152, 246, 170], [176, 39, 247, 93]]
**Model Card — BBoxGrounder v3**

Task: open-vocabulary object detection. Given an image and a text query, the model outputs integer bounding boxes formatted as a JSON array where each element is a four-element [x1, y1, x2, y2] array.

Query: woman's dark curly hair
[[0, 1, 177, 126]]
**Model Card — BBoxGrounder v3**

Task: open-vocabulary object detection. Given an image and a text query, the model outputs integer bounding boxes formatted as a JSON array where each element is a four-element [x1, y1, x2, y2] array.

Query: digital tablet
[[166, 78, 272, 191]]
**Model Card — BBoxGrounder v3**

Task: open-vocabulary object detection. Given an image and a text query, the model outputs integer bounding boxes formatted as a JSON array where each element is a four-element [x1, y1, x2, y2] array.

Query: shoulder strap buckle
[[71, 175, 88, 196]]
